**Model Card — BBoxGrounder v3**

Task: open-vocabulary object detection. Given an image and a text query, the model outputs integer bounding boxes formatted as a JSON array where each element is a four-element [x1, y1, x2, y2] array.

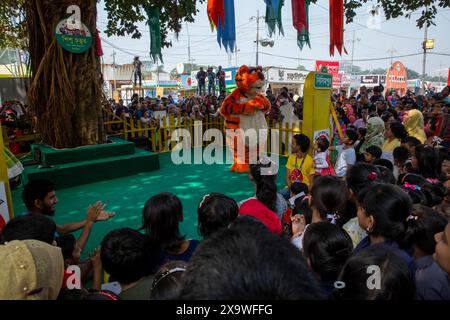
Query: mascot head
[[235, 65, 265, 95]]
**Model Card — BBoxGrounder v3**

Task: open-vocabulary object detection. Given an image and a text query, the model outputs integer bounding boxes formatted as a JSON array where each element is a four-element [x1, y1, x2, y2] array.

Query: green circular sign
[[55, 19, 92, 54]]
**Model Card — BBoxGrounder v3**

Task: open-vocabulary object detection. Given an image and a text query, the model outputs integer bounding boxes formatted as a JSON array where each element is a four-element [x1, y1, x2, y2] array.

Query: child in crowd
[[302, 222, 353, 298], [434, 222, 450, 276], [404, 205, 450, 300], [330, 128, 358, 178], [240, 161, 284, 234], [282, 183, 309, 236], [393, 146, 411, 177], [313, 137, 336, 176], [334, 245, 415, 300], [101, 228, 152, 300], [150, 261, 187, 300], [364, 145, 382, 163], [178, 217, 324, 300], [291, 176, 347, 250], [401, 136, 421, 157], [282, 134, 315, 200], [354, 183, 416, 274], [142, 193, 200, 273], [197, 193, 239, 239]]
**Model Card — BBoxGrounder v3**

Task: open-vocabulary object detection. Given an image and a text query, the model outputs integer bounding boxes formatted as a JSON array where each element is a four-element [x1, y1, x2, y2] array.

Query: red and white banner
[[0, 183, 10, 233], [315, 60, 340, 87]]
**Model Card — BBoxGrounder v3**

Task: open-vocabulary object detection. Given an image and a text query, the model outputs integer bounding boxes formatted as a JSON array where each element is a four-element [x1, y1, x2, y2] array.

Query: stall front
[[265, 67, 309, 96]]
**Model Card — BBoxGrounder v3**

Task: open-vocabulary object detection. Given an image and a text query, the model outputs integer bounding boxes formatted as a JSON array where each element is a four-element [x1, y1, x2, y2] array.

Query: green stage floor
[[12, 150, 287, 257]]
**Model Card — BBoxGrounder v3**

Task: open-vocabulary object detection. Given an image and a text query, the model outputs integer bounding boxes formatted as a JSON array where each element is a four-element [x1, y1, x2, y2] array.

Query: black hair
[[357, 127, 367, 138], [311, 176, 348, 220], [292, 195, 313, 225], [1, 213, 56, 245], [303, 222, 353, 281], [100, 228, 149, 285], [365, 146, 382, 159], [381, 111, 394, 123], [345, 129, 358, 144], [336, 107, 349, 125], [389, 121, 408, 140], [142, 192, 185, 252], [374, 165, 396, 184], [357, 184, 411, 243], [414, 144, 442, 179], [393, 146, 409, 164], [290, 182, 308, 195], [197, 193, 239, 239], [346, 163, 380, 197], [372, 159, 394, 172], [178, 216, 325, 299], [334, 245, 415, 300], [398, 173, 445, 207], [250, 162, 277, 213], [55, 234, 76, 261], [316, 137, 330, 152], [22, 179, 55, 211], [401, 136, 421, 147], [150, 261, 187, 300], [404, 205, 448, 255], [293, 134, 310, 153]]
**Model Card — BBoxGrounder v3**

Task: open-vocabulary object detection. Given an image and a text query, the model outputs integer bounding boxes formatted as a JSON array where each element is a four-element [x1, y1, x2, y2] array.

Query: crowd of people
[[0, 84, 450, 300]]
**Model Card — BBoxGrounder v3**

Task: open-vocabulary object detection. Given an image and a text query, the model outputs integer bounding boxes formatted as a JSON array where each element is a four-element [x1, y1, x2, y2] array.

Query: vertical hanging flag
[[207, 0, 225, 30], [265, 0, 285, 37], [292, 0, 310, 50], [329, 0, 347, 56], [94, 29, 103, 56], [217, 0, 236, 53], [145, 5, 163, 63]]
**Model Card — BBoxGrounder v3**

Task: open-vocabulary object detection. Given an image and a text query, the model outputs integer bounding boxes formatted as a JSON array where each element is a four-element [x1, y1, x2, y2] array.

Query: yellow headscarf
[[0, 240, 64, 300], [404, 109, 427, 143]]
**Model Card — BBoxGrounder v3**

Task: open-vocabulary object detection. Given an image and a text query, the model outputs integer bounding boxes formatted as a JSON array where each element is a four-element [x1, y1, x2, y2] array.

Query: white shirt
[[314, 151, 329, 173], [335, 145, 356, 177]]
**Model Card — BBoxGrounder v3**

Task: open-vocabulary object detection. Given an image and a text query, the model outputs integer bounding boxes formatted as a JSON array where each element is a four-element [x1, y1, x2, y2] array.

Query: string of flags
[[146, 0, 347, 63]]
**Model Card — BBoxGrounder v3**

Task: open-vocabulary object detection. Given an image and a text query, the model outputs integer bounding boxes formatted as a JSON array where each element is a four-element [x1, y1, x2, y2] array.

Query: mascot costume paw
[[219, 65, 271, 173]]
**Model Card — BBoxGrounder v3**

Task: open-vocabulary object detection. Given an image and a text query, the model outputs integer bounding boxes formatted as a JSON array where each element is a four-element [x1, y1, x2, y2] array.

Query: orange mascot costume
[[219, 66, 271, 172]]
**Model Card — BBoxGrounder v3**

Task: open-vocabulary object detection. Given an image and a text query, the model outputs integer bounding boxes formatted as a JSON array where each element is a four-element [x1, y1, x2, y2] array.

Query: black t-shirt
[[197, 71, 207, 84]]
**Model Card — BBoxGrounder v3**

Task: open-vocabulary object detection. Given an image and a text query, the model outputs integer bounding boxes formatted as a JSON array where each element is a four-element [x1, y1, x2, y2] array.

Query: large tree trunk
[[26, 0, 105, 148]]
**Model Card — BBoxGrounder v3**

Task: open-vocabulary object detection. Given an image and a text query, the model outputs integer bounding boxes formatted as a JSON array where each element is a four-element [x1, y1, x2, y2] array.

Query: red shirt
[[239, 199, 282, 234]]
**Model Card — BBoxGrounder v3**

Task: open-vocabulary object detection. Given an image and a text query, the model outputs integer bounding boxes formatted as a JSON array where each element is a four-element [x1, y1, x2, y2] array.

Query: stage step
[[22, 147, 160, 189]]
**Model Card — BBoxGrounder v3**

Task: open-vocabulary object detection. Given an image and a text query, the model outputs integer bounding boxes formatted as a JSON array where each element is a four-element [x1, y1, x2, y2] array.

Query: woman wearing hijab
[[359, 117, 385, 154], [403, 109, 427, 143]]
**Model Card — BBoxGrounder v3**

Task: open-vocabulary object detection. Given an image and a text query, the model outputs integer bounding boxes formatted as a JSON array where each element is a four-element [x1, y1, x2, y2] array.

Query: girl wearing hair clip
[[291, 176, 347, 250], [354, 183, 416, 275], [150, 261, 187, 300]]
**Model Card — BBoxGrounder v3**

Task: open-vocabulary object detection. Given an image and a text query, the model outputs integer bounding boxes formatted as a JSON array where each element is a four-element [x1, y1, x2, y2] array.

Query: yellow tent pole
[[0, 124, 15, 220], [329, 102, 344, 141]]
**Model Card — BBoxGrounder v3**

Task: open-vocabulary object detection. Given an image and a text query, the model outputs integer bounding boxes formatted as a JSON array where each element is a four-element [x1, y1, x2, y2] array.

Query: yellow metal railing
[[104, 110, 303, 156]]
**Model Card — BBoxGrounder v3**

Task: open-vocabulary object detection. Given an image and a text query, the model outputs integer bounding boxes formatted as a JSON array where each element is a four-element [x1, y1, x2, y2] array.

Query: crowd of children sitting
[[0, 85, 449, 300]]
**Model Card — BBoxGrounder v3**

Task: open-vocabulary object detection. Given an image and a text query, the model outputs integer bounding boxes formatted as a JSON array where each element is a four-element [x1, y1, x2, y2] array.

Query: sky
[[96, 0, 450, 78]]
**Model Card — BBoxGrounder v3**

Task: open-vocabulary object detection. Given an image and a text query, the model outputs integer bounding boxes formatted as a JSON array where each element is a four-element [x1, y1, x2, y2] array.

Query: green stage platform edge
[[23, 138, 160, 189], [32, 137, 135, 165]]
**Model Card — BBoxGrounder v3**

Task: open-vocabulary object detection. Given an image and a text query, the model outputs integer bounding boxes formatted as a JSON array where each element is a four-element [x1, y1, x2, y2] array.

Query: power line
[[259, 51, 450, 62]]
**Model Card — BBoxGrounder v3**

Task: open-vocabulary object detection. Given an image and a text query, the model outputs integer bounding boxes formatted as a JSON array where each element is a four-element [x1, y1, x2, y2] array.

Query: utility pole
[[186, 22, 192, 72], [250, 10, 265, 66], [422, 8, 429, 93], [111, 50, 117, 95], [348, 31, 360, 75], [256, 10, 260, 66], [387, 46, 397, 66]]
